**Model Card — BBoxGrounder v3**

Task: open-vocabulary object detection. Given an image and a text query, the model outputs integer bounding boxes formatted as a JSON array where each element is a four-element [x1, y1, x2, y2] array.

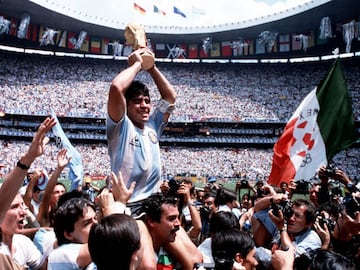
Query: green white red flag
[[268, 59, 358, 186]]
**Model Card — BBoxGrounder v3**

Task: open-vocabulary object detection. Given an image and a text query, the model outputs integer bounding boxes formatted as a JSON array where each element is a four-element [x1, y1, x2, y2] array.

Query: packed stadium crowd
[[0, 48, 359, 270], [1, 51, 360, 121], [0, 51, 359, 180]]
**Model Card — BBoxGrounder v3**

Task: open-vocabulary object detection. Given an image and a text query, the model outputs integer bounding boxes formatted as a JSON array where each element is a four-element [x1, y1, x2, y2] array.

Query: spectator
[[198, 211, 240, 264], [141, 193, 202, 270], [88, 214, 142, 270], [37, 149, 69, 227], [211, 228, 258, 270], [0, 117, 56, 269], [48, 197, 97, 270]]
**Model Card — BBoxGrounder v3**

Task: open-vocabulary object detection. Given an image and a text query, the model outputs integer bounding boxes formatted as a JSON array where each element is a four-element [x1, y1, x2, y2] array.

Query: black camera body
[[326, 164, 338, 177], [167, 179, 181, 197], [343, 194, 360, 218], [271, 200, 293, 219], [317, 214, 336, 231]]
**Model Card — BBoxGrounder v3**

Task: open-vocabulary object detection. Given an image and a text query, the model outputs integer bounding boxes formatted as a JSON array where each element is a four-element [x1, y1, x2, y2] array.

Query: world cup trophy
[[124, 23, 155, 70]]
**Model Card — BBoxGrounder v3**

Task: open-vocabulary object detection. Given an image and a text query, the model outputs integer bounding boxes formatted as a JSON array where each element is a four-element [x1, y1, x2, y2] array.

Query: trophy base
[[141, 52, 155, 71]]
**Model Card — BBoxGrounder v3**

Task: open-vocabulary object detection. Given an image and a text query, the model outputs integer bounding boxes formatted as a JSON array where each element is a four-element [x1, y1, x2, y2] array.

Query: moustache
[[171, 226, 180, 234]]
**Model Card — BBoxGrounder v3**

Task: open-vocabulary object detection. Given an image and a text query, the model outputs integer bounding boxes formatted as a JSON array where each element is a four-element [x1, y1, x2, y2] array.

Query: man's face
[[1, 194, 28, 234], [309, 185, 319, 205], [127, 95, 151, 128], [287, 205, 310, 234], [65, 205, 97, 244], [51, 184, 66, 206], [152, 204, 180, 244], [204, 197, 216, 214]]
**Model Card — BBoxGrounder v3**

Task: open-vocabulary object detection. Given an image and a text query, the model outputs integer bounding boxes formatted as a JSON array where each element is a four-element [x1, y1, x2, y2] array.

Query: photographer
[[268, 199, 321, 266], [252, 184, 285, 248], [161, 178, 202, 245]]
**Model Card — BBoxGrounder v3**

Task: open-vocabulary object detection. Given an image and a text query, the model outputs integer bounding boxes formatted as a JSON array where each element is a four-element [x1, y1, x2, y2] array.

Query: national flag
[[210, 42, 220, 57], [199, 45, 208, 58], [173, 6, 186, 18], [9, 18, 17, 36], [57, 31, 67, 47], [292, 34, 302, 50], [221, 41, 232, 57], [188, 44, 198, 58], [154, 5, 166, 16], [90, 37, 101, 53], [155, 43, 166, 57], [79, 34, 89, 52], [134, 3, 146, 15], [307, 31, 315, 48], [51, 109, 84, 191], [255, 38, 266, 54], [278, 34, 290, 52], [232, 42, 243, 56], [38, 25, 45, 43], [102, 38, 110, 54], [177, 44, 187, 59], [67, 31, 77, 49], [244, 40, 254, 55], [28, 24, 39, 42], [268, 59, 358, 187]]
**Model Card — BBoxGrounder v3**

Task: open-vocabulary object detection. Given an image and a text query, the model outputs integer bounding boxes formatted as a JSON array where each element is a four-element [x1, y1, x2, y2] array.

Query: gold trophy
[[124, 23, 155, 71]]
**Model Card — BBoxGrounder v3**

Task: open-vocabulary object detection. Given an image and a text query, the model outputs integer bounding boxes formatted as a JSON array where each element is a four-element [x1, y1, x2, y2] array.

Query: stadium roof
[[0, 0, 358, 44]]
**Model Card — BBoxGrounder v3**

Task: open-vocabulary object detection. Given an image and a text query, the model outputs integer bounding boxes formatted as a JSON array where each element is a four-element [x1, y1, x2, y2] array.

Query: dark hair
[[215, 188, 236, 207], [88, 214, 141, 270], [292, 198, 317, 224], [309, 249, 355, 270], [124, 81, 150, 102], [212, 229, 255, 270], [53, 197, 95, 246], [209, 211, 239, 235], [141, 192, 178, 223]]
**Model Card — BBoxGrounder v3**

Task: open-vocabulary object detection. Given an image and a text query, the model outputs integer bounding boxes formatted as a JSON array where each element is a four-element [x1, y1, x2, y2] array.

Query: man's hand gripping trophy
[[124, 23, 155, 70]]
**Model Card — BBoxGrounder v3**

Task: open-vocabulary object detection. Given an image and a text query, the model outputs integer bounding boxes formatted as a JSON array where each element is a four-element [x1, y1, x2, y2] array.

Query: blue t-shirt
[[107, 109, 166, 202]]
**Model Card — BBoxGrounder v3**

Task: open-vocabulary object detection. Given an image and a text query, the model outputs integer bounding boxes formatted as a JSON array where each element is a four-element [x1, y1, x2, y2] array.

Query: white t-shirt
[[197, 237, 214, 264], [0, 234, 44, 269], [48, 243, 97, 270]]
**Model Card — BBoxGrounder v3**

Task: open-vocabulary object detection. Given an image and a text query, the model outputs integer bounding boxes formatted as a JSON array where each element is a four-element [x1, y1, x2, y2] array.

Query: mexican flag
[[268, 59, 358, 186]]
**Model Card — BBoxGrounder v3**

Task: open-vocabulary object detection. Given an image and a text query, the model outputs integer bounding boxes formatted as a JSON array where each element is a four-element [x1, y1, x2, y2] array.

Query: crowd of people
[[1, 142, 359, 183], [0, 120, 358, 270], [1, 51, 360, 121], [0, 47, 359, 270]]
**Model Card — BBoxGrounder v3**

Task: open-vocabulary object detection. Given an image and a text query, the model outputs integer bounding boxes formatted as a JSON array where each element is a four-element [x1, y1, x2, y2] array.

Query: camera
[[317, 214, 336, 231], [271, 199, 293, 219], [325, 164, 338, 177], [343, 194, 360, 218], [167, 179, 181, 197]]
